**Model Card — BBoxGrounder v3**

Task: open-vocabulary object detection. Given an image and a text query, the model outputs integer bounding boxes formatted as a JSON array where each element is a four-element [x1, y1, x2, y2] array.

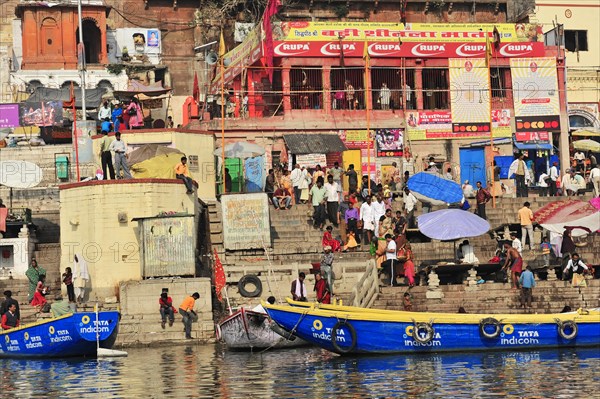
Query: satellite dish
[[206, 51, 218, 65], [0, 160, 43, 189]]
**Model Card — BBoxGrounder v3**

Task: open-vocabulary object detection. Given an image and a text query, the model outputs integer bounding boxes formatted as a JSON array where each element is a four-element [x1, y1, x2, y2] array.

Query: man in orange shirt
[[518, 201, 534, 251], [175, 156, 194, 194], [179, 292, 199, 339]]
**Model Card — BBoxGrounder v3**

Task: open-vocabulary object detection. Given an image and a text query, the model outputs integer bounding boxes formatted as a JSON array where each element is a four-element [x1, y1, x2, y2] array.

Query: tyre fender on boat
[[269, 321, 298, 341], [479, 317, 501, 339], [331, 320, 357, 353], [238, 275, 263, 297], [556, 320, 578, 340], [413, 322, 435, 344]]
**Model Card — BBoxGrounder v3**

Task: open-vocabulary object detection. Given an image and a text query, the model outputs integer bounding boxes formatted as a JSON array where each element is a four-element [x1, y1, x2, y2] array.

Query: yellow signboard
[[273, 22, 544, 43]]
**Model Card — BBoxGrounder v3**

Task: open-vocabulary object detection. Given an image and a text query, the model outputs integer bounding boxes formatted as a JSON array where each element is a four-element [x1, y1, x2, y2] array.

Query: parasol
[[214, 141, 265, 159], [572, 128, 600, 138], [127, 144, 183, 167], [533, 199, 600, 237], [572, 139, 600, 152], [417, 209, 491, 241], [407, 172, 464, 206]]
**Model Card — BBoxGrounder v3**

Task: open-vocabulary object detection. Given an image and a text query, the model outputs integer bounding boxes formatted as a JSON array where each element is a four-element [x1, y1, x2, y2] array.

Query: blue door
[[460, 147, 487, 188]]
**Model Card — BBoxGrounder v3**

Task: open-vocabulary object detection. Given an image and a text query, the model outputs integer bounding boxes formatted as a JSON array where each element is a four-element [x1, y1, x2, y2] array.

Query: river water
[[1, 345, 599, 398]]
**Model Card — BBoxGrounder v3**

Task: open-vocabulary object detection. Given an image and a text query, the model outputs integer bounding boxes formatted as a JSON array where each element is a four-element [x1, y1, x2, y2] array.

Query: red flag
[[262, 0, 281, 82], [192, 72, 200, 103], [63, 82, 75, 109], [213, 248, 226, 301]]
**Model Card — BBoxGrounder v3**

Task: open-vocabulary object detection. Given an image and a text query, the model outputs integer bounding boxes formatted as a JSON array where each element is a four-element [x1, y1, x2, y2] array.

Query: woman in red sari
[[401, 242, 416, 287], [30, 275, 48, 309], [322, 226, 341, 252]]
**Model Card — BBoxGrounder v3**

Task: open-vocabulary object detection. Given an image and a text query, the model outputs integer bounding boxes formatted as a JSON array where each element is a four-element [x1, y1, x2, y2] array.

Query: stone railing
[[350, 259, 379, 308]]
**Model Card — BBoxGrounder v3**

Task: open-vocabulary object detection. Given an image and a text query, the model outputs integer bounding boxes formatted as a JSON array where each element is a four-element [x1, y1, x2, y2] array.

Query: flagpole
[[365, 42, 371, 194], [220, 34, 226, 195], [72, 98, 80, 182], [76, 0, 85, 182], [486, 31, 495, 209]]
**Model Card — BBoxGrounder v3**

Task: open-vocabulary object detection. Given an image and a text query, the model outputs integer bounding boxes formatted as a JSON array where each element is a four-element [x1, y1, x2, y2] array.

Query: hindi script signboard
[[221, 193, 271, 250]]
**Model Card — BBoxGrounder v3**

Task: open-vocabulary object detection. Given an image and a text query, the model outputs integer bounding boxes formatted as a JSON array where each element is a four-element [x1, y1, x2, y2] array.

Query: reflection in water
[[0, 345, 598, 398]]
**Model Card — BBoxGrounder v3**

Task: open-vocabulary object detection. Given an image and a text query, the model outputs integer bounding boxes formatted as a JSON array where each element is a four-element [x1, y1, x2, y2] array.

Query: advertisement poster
[[221, 193, 271, 250], [406, 110, 511, 140], [147, 30, 160, 47], [338, 129, 370, 149], [273, 22, 544, 43], [510, 57, 560, 121], [19, 101, 63, 127], [297, 153, 327, 168], [375, 129, 404, 157], [449, 58, 489, 126], [0, 104, 20, 128], [515, 131, 550, 142]]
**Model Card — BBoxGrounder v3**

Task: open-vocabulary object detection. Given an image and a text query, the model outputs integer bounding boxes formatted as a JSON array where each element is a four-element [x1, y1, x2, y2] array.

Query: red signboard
[[515, 132, 551, 142], [273, 41, 545, 58]]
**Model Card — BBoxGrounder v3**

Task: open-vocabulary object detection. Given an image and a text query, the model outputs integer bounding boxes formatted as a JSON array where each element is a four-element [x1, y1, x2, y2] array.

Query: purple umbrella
[[417, 209, 491, 241]]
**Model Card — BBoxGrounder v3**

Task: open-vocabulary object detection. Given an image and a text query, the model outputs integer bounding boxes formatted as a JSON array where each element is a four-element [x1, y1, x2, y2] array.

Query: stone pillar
[[415, 63, 424, 110], [465, 268, 479, 292], [546, 267, 558, 281], [556, 58, 570, 176], [323, 66, 331, 115], [425, 270, 444, 299], [282, 65, 291, 113]]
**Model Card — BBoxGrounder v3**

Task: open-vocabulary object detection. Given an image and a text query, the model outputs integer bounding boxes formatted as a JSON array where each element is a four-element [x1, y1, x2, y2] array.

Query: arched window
[[41, 17, 60, 56]]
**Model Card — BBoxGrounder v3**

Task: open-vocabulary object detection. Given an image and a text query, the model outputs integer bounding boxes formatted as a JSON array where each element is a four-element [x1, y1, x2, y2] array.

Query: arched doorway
[[76, 19, 102, 64]]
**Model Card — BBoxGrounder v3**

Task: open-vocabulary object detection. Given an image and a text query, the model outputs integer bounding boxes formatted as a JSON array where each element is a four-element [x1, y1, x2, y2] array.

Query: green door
[[224, 158, 243, 193]]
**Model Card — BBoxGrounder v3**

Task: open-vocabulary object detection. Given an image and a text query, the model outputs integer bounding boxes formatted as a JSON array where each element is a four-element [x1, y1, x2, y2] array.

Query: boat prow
[[0, 311, 121, 359], [218, 307, 309, 350], [264, 303, 600, 355]]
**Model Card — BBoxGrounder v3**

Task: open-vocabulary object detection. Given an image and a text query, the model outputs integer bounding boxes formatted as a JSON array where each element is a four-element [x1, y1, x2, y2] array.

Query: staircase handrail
[[349, 259, 379, 308]]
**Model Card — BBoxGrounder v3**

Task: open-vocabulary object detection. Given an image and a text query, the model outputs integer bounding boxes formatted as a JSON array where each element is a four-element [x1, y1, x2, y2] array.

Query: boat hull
[[218, 308, 308, 350], [265, 305, 600, 355], [0, 312, 120, 359]]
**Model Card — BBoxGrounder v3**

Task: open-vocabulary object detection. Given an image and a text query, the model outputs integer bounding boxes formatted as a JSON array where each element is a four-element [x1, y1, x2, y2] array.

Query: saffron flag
[[262, 0, 281, 82], [0, 208, 7, 233], [218, 31, 226, 58], [213, 248, 226, 301], [485, 34, 492, 67], [192, 72, 199, 103]]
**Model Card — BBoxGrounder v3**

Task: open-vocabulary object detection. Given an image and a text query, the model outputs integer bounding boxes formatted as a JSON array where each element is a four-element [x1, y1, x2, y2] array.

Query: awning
[[283, 134, 347, 154], [572, 128, 600, 137], [513, 140, 553, 151], [27, 87, 106, 109], [460, 138, 512, 148], [113, 80, 171, 97]]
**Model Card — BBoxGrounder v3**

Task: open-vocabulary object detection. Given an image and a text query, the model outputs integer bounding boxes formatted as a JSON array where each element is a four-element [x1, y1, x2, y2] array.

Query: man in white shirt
[[510, 233, 522, 254], [549, 161, 559, 196], [589, 164, 600, 197], [290, 164, 303, 204], [574, 151, 585, 172], [508, 153, 530, 197], [380, 234, 398, 286], [360, 196, 375, 244], [462, 180, 474, 198], [324, 175, 340, 226], [97, 101, 111, 121], [403, 188, 418, 228], [538, 171, 549, 196], [563, 253, 588, 285], [108, 132, 132, 179], [371, 193, 386, 237]]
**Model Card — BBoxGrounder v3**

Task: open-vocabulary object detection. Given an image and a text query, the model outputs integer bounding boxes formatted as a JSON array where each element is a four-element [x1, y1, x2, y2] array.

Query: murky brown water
[[1, 345, 599, 398]]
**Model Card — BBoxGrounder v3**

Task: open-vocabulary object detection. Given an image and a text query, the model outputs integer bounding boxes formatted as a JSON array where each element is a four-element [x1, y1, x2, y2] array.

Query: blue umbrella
[[407, 172, 463, 205], [417, 209, 490, 241]]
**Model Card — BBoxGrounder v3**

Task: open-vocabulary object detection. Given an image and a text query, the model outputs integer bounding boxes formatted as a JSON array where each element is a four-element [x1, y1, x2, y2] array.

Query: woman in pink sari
[[401, 242, 415, 287], [30, 275, 48, 309], [322, 226, 341, 252], [126, 98, 144, 129]]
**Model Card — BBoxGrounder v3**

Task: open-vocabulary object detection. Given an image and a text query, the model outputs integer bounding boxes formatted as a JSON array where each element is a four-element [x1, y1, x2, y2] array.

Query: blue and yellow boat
[[0, 311, 120, 358], [264, 303, 600, 355]]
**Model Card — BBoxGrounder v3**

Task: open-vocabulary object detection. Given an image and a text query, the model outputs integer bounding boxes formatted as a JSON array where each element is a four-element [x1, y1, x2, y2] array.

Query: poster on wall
[[406, 110, 511, 140], [515, 131, 550, 142], [0, 104, 20, 128], [375, 129, 404, 157], [337, 129, 370, 149], [19, 101, 63, 127], [449, 58, 490, 131], [510, 57, 561, 132], [221, 193, 271, 250], [297, 153, 327, 168]]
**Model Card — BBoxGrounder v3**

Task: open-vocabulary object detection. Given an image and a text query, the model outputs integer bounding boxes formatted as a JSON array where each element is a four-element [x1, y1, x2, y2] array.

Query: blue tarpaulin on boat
[[407, 172, 464, 205]]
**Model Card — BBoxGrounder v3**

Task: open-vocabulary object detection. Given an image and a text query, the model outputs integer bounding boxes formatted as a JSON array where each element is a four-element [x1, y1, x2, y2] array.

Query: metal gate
[[459, 147, 487, 188]]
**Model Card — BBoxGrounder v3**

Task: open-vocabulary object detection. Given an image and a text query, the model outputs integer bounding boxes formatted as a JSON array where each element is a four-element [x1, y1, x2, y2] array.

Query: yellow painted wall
[[92, 130, 217, 199], [59, 181, 199, 300], [534, 3, 600, 103]]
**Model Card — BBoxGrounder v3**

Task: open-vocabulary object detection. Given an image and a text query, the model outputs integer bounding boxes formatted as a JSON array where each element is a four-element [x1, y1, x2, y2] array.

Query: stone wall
[[117, 278, 214, 346]]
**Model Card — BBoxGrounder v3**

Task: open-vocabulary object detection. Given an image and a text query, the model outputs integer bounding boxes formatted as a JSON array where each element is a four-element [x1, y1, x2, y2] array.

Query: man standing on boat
[[314, 273, 331, 304], [179, 292, 199, 339], [1, 303, 19, 330], [291, 272, 307, 302], [320, 246, 335, 296]]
